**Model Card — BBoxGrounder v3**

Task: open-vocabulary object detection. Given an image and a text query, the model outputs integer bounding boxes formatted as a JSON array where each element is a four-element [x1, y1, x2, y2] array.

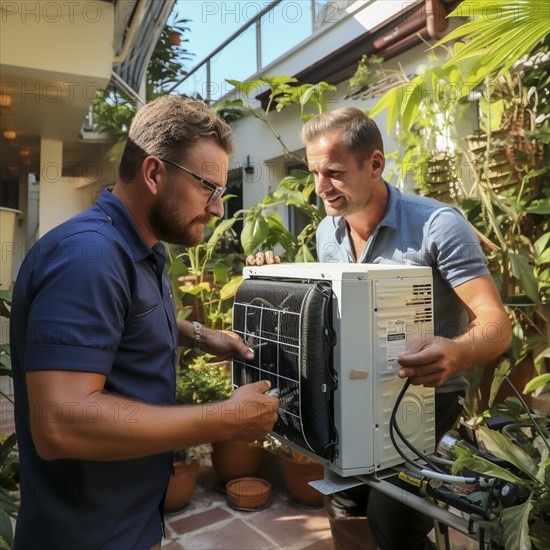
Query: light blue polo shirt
[[316, 183, 489, 393]]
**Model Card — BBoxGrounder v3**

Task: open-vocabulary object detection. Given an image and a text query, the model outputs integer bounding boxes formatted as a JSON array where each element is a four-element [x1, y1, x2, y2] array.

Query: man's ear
[[371, 150, 385, 178], [142, 156, 163, 195]]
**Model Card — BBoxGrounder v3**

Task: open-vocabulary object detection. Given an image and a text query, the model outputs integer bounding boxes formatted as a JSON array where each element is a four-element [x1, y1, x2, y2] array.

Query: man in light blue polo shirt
[[11, 96, 279, 549], [302, 107, 511, 550]]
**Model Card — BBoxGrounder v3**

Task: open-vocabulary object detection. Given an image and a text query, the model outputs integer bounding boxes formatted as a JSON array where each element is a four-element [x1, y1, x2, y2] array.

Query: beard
[[149, 184, 211, 247]]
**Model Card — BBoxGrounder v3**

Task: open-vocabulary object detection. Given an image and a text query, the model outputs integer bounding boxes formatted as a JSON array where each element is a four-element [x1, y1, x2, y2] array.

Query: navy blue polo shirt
[[10, 190, 178, 549]]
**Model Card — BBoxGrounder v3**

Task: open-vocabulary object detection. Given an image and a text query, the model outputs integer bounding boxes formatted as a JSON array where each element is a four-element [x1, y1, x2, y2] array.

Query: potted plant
[[164, 444, 211, 514], [210, 439, 264, 485], [262, 435, 324, 508], [175, 355, 263, 486], [162, 357, 222, 514]]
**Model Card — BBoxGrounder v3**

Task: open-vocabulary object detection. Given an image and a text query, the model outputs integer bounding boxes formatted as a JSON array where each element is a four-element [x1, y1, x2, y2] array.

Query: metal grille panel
[[232, 279, 336, 456]]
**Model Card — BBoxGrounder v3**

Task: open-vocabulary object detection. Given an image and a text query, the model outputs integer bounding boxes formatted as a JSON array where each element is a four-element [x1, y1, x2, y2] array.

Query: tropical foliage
[[92, 15, 193, 138], [452, 375, 550, 550], [369, 0, 550, 133], [216, 76, 336, 261], [361, 2, 549, 548], [0, 291, 18, 550]]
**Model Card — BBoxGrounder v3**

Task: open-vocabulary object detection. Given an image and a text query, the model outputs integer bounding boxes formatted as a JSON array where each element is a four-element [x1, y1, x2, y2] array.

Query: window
[[0, 174, 19, 210]]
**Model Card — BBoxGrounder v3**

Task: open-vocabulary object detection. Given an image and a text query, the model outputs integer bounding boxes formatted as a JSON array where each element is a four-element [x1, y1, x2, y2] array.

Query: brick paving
[[163, 461, 334, 550]]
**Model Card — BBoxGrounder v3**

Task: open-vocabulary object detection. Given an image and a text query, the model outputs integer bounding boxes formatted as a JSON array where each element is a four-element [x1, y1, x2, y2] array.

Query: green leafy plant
[[0, 290, 18, 550], [237, 169, 324, 262], [92, 15, 193, 140], [218, 76, 336, 261], [166, 218, 244, 332], [172, 355, 232, 466], [175, 355, 232, 406], [369, 0, 550, 134], [450, 376, 550, 550], [367, 0, 549, 395]]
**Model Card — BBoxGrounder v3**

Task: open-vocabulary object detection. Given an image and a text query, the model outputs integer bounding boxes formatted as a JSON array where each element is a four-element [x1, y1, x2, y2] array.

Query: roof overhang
[[295, 0, 463, 84], [0, 0, 174, 177]]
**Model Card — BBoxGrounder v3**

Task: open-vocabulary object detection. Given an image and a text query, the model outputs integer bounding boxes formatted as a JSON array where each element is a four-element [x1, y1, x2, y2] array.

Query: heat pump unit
[[232, 263, 435, 477]]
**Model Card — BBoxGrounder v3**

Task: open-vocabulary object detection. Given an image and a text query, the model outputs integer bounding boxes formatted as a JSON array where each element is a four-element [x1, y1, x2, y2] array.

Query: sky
[[170, 0, 329, 99]]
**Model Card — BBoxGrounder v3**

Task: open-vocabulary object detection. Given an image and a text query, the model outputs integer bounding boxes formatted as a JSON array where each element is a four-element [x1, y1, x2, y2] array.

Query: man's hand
[[201, 328, 254, 361], [397, 275, 512, 388], [397, 336, 460, 388], [225, 380, 279, 440]]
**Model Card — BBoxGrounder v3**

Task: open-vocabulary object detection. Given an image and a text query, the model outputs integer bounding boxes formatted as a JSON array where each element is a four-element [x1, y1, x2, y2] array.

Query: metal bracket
[[308, 468, 367, 495]]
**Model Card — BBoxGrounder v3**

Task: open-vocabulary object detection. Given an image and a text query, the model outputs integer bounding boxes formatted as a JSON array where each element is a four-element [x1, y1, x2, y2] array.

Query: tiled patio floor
[[162, 457, 477, 550], [163, 459, 334, 550]]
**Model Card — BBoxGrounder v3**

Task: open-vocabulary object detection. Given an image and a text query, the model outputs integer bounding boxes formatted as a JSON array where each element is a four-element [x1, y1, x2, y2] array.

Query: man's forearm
[[29, 391, 238, 461], [454, 309, 512, 372]]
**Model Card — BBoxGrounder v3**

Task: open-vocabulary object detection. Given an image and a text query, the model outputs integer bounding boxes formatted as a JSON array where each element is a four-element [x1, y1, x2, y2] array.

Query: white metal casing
[[239, 263, 436, 477]]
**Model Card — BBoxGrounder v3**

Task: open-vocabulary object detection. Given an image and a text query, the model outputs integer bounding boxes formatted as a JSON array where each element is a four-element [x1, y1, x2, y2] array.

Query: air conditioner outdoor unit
[[232, 263, 436, 477]]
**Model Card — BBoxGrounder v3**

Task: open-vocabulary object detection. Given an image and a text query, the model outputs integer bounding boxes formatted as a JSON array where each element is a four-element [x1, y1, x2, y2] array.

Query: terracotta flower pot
[[164, 460, 199, 514], [323, 495, 376, 550], [211, 440, 263, 484], [168, 32, 181, 46], [226, 477, 272, 510], [278, 452, 324, 507]]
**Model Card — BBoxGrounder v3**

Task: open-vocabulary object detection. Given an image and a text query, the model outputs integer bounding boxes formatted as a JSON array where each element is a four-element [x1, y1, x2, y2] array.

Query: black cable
[[389, 378, 444, 472]]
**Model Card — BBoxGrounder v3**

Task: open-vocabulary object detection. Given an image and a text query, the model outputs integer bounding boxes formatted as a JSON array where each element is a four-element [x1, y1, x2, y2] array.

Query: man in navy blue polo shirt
[[10, 96, 279, 549], [301, 107, 512, 550]]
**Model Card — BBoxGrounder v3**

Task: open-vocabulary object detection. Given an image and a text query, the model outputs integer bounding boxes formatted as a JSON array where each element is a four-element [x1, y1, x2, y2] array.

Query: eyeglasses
[[160, 157, 227, 205]]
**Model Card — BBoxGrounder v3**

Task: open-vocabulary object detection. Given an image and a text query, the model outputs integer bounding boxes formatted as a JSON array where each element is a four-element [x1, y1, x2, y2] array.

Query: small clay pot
[[211, 440, 263, 483], [278, 453, 324, 507], [226, 477, 271, 510], [164, 460, 199, 514]]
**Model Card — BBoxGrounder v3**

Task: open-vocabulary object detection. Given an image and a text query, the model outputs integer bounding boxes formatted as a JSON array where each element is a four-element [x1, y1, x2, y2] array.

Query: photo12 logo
[[1, 2, 109, 24]]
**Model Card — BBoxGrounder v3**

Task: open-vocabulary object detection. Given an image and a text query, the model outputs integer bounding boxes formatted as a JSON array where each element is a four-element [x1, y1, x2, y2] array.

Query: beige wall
[[0, 1, 118, 266], [1, 1, 114, 80]]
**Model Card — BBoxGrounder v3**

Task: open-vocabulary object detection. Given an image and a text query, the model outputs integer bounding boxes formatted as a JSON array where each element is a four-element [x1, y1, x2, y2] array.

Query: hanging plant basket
[[466, 107, 541, 199], [419, 151, 460, 202]]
